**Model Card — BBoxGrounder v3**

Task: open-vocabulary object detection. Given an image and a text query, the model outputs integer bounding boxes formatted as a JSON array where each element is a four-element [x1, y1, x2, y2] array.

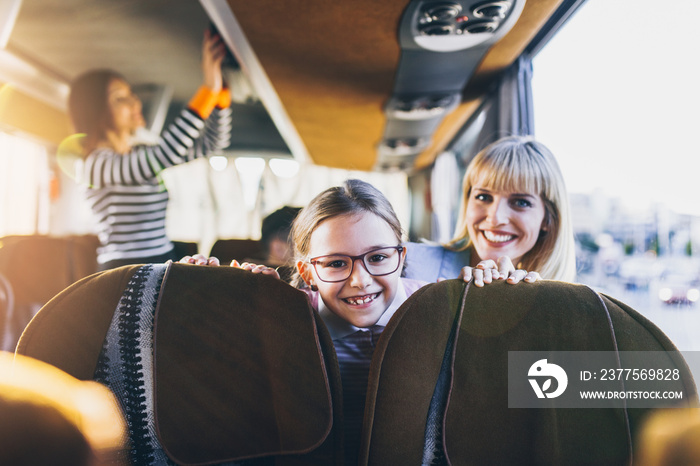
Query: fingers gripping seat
[[16, 263, 338, 465], [360, 279, 699, 466]]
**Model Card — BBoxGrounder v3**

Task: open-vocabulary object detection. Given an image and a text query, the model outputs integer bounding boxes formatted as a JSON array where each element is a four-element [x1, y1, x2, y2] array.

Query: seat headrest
[[361, 279, 699, 465], [153, 263, 333, 464], [18, 263, 335, 464]]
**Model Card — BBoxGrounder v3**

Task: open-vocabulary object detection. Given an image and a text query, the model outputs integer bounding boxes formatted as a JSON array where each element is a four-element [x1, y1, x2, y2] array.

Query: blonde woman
[[405, 135, 576, 283]]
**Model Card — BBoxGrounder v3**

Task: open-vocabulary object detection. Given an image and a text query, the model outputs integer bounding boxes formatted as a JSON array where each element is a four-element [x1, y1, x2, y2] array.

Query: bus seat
[[361, 279, 699, 465], [16, 263, 339, 465], [171, 240, 198, 259], [16, 265, 698, 465], [208, 238, 297, 283], [0, 273, 14, 352], [0, 234, 99, 352], [209, 238, 264, 265]]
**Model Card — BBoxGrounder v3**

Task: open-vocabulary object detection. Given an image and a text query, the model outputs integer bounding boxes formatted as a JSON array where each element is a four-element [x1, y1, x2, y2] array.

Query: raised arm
[[82, 31, 232, 188]]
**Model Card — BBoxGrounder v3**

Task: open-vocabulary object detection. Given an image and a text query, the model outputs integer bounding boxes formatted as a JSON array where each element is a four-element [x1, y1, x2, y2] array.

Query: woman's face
[[297, 212, 406, 328], [106, 78, 145, 135], [465, 185, 547, 266]]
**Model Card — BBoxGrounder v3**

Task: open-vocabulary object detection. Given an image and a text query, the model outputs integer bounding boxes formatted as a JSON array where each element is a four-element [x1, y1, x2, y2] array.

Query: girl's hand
[[231, 260, 281, 280], [458, 256, 541, 287], [202, 29, 226, 93], [178, 254, 221, 266]]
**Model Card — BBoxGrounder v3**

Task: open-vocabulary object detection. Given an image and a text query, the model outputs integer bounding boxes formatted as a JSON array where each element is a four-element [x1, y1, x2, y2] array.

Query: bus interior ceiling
[[0, 0, 573, 255], [2, 0, 566, 166]]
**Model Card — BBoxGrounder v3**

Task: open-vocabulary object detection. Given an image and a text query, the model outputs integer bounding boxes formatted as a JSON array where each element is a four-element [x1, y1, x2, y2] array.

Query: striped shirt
[[81, 91, 232, 264]]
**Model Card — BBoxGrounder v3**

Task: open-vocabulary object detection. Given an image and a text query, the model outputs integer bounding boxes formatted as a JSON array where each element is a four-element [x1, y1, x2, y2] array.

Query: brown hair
[[290, 179, 404, 288], [68, 69, 125, 154]]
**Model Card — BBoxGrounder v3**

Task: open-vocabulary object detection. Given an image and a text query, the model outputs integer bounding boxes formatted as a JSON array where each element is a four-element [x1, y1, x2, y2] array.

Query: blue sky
[[532, 0, 700, 216]]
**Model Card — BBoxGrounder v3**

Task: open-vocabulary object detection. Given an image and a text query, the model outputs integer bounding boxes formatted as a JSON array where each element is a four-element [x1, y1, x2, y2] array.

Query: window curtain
[[427, 55, 535, 242], [162, 157, 409, 256], [467, 54, 535, 166]]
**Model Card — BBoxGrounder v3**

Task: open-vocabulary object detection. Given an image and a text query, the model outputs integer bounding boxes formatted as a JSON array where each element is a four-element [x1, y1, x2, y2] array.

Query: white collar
[[318, 278, 408, 340]]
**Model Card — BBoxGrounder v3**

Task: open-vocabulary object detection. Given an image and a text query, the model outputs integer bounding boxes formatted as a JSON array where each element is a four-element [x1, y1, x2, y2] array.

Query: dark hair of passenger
[[261, 206, 302, 250], [68, 69, 125, 154], [290, 179, 404, 288]]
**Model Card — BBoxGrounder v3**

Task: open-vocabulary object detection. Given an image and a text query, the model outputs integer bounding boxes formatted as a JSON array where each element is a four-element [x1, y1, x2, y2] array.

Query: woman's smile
[[466, 187, 546, 266]]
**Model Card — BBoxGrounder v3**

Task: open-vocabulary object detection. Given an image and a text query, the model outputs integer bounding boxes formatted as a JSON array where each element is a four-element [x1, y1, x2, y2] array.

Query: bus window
[[0, 131, 49, 236], [533, 0, 700, 359]]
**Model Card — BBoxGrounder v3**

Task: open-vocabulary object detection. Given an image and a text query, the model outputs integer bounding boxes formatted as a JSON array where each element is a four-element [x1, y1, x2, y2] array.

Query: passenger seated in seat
[[182, 178, 538, 464], [260, 206, 301, 269], [244, 205, 301, 282]]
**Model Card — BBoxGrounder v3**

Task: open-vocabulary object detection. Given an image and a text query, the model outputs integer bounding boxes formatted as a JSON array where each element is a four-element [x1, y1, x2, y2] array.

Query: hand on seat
[[457, 256, 541, 287], [230, 260, 281, 280], [178, 254, 281, 279], [178, 254, 221, 266]]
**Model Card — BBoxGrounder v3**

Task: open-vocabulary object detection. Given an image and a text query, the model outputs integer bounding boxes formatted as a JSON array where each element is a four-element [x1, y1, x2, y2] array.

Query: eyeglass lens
[[312, 247, 401, 282]]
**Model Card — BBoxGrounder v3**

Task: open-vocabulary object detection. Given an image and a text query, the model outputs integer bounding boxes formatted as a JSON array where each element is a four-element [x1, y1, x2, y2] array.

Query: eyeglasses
[[308, 245, 404, 283]]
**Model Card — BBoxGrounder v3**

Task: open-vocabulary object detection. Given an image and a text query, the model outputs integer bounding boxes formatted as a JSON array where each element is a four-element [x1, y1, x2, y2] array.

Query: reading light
[[378, 137, 430, 156], [269, 158, 299, 178], [208, 155, 228, 172]]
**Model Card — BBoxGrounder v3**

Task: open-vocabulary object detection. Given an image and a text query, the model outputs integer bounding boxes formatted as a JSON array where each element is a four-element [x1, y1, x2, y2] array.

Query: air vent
[[459, 20, 499, 34], [386, 93, 460, 120], [410, 0, 517, 51], [374, 0, 525, 171], [422, 2, 463, 21], [472, 1, 512, 19], [418, 21, 455, 36], [378, 137, 430, 156]]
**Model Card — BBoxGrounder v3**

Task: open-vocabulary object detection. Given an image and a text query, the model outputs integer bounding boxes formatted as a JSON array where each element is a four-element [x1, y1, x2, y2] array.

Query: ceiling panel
[[225, 0, 563, 171]]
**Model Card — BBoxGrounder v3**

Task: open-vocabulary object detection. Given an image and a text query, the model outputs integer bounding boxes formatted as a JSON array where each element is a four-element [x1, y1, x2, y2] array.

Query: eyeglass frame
[[307, 245, 405, 283]]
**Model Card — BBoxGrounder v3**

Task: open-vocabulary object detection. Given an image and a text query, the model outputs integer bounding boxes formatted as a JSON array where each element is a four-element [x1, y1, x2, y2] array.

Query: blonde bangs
[[467, 147, 547, 198]]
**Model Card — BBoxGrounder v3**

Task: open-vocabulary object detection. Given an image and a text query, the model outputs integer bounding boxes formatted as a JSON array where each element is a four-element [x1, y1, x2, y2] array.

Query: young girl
[[182, 179, 533, 463]]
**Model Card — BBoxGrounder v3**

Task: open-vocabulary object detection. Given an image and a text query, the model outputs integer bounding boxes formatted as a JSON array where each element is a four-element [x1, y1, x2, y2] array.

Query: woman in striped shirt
[[68, 30, 232, 270]]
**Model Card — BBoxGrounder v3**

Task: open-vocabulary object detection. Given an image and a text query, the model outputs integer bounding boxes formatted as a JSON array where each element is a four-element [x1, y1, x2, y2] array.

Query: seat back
[[171, 240, 199, 259], [17, 263, 339, 465], [0, 234, 98, 351], [209, 238, 264, 264], [17, 266, 698, 465], [361, 279, 699, 465]]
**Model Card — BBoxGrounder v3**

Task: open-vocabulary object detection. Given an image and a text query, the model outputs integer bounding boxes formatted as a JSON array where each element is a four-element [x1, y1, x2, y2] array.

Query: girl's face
[[107, 78, 145, 135], [297, 212, 406, 328], [465, 185, 547, 266]]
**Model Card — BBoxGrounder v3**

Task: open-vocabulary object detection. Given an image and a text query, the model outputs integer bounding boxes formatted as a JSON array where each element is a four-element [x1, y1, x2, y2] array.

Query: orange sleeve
[[216, 88, 232, 109], [187, 86, 219, 119]]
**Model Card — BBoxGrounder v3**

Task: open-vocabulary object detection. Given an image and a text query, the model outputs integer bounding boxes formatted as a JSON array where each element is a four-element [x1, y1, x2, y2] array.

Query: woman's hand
[[202, 29, 226, 93], [178, 254, 221, 266], [458, 256, 541, 287], [231, 260, 281, 280]]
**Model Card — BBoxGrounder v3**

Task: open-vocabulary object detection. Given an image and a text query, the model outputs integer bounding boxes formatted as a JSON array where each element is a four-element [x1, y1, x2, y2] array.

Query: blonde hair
[[448, 135, 576, 281], [290, 179, 404, 288]]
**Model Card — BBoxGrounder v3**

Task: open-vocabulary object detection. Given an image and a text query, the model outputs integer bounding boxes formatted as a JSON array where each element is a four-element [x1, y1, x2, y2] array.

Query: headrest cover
[[362, 279, 698, 465], [153, 263, 333, 464]]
